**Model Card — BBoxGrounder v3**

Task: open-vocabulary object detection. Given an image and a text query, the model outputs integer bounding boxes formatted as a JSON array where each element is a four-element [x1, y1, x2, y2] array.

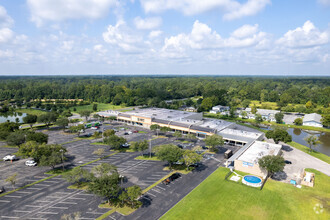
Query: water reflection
[[293, 128, 301, 136], [0, 113, 27, 123]]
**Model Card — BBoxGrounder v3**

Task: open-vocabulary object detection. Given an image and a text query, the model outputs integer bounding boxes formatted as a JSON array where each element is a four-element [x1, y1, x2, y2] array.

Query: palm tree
[[304, 135, 320, 153]]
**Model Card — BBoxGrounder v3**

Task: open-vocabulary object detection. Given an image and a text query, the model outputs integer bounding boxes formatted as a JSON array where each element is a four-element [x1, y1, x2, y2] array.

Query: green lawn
[[16, 108, 46, 116], [69, 103, 124, 113], [250, 100, 279, 110], [161, 168, 329, 220]]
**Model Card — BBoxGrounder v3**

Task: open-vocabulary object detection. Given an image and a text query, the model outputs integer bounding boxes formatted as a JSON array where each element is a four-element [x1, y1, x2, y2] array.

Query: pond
[[261, 126, 330, 156], [0, 112, 27, 123]]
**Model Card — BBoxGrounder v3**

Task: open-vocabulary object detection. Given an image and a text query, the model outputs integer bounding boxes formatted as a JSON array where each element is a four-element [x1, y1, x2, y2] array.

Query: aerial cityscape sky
[[0, 0, 330, 75]]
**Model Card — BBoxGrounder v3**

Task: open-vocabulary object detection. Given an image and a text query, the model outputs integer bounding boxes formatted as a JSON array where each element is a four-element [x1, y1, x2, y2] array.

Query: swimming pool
[[242, 175, 262, 187]]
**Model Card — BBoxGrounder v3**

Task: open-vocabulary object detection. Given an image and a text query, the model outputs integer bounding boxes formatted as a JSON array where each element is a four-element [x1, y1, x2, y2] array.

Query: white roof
[[237, 141, 282, 164], [303, 113, 322, 123]]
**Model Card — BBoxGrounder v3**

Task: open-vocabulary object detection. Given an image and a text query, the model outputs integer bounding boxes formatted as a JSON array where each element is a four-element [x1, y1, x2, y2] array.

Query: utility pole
[[60, 149, 64, 171], [149, 138, 152, 158]]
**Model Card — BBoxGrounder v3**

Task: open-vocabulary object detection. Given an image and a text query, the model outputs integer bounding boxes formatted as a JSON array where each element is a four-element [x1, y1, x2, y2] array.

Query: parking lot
[[0, 122, 241, 219]]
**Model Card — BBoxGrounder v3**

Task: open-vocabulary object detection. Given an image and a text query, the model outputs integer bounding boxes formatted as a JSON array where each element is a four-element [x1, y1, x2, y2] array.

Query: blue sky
[[0, 0, 329, 75]]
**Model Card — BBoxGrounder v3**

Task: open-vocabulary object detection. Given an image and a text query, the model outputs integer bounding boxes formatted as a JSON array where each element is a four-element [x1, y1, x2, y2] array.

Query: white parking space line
[[46, 196, 63, 199], [15, 191, 31, 194], [37, 200, 53, 203], [142, 196, 152, 201], [51, 177, 63, 180], [67, 197, 86, 200], [38, 211, 58, 215], [155, 185, 166, 190], [26, 187, 42, 190], [42, 180, 58, 183], [146, 177, 162, 180], [86, 212, 106, 215], [34, 184, 51, 187], [146, 192, 156, 197], [151, 188, 162, 194], [26, 218, 47, 220], [0, 200, 10, 202], [14, 210, 30, 213], [79, 218, 95, 220], [107, 216, 116, 220], [25, 205, 43, 208], [48, 206, 68, 209], [4, 195, 22, 198], [1, 216, 20, 219], [58, 201, 77, 204]]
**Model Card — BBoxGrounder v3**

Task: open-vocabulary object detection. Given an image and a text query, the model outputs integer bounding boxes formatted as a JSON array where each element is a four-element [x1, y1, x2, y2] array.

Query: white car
[[91, 127, 98, 130], [3, 155, 18, 161], [25, 160, 37, 167]]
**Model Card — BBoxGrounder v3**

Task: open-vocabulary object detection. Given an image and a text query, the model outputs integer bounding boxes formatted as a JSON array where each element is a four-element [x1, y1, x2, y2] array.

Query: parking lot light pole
[[60, 149, 64, 171], [149, 138, 152, 158]]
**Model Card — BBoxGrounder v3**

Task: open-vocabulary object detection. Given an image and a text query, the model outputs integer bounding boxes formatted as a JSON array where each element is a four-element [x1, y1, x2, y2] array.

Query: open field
[[161, 167, 330, 220], [16, 108, 46, 116], [69, 103, 125, 113], [249, 100, 279, 110]]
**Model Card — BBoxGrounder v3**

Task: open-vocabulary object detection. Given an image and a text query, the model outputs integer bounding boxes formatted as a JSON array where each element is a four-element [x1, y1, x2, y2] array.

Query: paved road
[[279, 144, 330, 182]]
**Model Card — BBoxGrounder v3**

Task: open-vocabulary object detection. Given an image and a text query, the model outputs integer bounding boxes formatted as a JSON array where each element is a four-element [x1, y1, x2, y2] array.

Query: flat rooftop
[[220, 128, 263, 140], [236, 141, 282, 164], [125, 108, 198, 122]]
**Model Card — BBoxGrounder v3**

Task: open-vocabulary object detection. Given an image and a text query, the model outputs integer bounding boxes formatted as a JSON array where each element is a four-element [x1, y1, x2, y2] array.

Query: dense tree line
[[0, 76, 329, 112]]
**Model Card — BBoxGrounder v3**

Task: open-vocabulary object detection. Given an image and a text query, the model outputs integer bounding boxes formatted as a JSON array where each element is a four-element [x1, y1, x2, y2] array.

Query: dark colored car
[[177, 144, 184, 149], [285, 160, 292, 164], [201, 145, 208, 150], [0, 186, 5, 194], [124, 132, 129, 135], [162, 172, 181, 185]]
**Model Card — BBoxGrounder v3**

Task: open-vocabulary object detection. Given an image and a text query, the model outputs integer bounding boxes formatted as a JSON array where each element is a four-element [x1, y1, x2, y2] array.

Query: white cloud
[[318, 0, 330, 6], [61, 40, 74, 51], [93, 44, 107, 54], [161, 20, 268, 57], [103, 20, 143, 52], [0, 5, 14, 28], [231, 24, 259, 38], [27, 0, 118, 26], [277, 20, 329, 48], [148, 30, 163, 38], [0, 28, 14, 43], [134, 16, 162, 30], [140, 0, 270, 20]]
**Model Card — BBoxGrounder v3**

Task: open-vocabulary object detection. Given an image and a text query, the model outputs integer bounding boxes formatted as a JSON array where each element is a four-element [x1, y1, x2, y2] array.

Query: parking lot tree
[[154, 144, 183, 169], [26, 131, 48, 144], [79, 110, 92, 121], [150, 124, 161, 136], [173, 131, 182, 139], [104, 135, 126, 150], [251, 104, 257, 114], [294, 118, 303, 125], [241, 111, 248, 119], [275, 112, 284, 124], [126, 185, 142, 208], [37, 112, 58, 128], [5, 173, 17, 189], [183, 150, 202, 170], [258, 155, 285, 178], [321, 114, 330, 127], [205, 134, 224, 153], [255, 113, 263, 124], [93, 103, 98, 111], [304, 135, 320, 152], [266, 127, 292, 144], [61, 212, 81, 220], [229, 107, 236, 118], [23, 114, 37, 128], [0, 121, 19, 132], [131, 140, 148, 156], [69, 124, 85, 136], [63, 167, 90, 187], [55, 117, 69, 130], [93, 114, 100, 120], [39, 151, 63, 169], [160, 126, 171, 134], [185, 133, 197, 140], [93, 148, 105, 158], [6, 131, 26, 146], [91, 163, 118, 178], [103, 129, 115, 137]]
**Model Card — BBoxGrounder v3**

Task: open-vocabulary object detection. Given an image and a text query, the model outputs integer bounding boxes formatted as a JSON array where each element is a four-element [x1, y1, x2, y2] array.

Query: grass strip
[[134, 155, 161, 161], [96, 208, 116, 220], [142, 171, 176, 194], [0, 174, 57, 198], [91, 142, 107, 146], [62, 140, 80, 145], [0, 145, 19, 148], [288, 141, 330, 164]]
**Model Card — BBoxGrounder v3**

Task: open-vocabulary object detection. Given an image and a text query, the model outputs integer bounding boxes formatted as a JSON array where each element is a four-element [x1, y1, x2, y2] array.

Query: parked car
[[25, 160, 37, 166], [177, 144, 184, 149], [0, 186, 5, 194], [285, 160, 292, 164], [124, 132, 129, 135], [133, 130, 139, 133], [3, 155, 18, 161], [127, 131, 132, 134], [201, 145, 208, 150], [121, 143, 130, 148], [162, 173, 181, 185], [91, 126, 99, 130]]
